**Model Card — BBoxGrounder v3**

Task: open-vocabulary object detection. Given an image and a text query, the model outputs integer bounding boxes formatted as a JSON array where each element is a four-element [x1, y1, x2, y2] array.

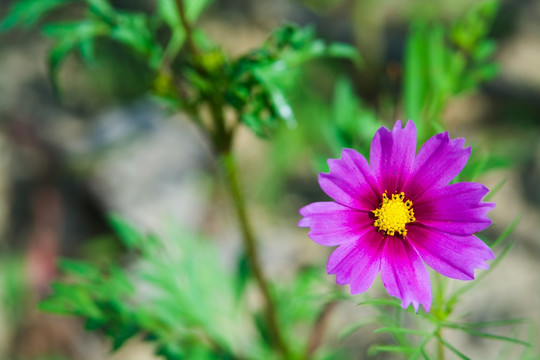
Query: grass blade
[[374, 327, 430, 336], [442, 323, 531, 346], [435, 335, 471, 360]]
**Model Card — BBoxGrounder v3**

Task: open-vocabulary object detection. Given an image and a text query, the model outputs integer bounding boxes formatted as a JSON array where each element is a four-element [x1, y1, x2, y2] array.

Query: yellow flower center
[[372, 192, 415, 236]]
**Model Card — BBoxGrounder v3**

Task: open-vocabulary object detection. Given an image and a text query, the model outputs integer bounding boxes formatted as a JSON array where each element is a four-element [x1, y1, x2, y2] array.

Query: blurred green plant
[[403, 0, 499, 141], [0, 0, 531, 359], [255, 0, 505, 206], [39, 216, 337, 360], [1, 1, 358, 355]]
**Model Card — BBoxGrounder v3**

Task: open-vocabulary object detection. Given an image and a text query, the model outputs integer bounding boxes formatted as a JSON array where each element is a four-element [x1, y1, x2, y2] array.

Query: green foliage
[[2, 0, 530, 359], [157, 0, 214, 68], [318, 76, 380, 167], [274, 266, 339, 356], [403, 0, 500, 141], [227, 24, 360, 138], [39, 216, 340, 359], [40, 218, 265, 359], [0, 0, 213, 98], [1, 0, 357, 141], [458, 151, 512, 183], [0, 0, 75, 31]]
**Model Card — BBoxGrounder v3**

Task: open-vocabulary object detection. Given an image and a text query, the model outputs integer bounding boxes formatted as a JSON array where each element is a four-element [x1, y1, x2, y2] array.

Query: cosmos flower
[[298, 120, 494, 312]]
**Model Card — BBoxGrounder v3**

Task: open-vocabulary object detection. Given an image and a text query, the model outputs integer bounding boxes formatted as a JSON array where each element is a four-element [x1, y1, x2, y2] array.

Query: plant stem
[[220, 152, 290, 358], [436, 328, 445, 360], [174, 0, 200, 57], [174, 1, 288, 356], [304, 301, 338, 359], [434, 273, 446, 360]]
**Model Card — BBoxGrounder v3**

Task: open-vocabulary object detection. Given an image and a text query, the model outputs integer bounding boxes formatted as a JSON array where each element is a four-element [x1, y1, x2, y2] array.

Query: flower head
[[298, 120, 495, 312]]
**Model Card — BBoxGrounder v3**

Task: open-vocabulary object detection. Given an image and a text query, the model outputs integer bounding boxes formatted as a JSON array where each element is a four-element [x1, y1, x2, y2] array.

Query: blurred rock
[[78, 104, 214, 233]]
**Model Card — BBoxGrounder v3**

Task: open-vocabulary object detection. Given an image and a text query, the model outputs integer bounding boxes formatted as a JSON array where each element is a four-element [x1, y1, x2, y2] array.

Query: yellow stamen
[[372, 191, 415, 236]]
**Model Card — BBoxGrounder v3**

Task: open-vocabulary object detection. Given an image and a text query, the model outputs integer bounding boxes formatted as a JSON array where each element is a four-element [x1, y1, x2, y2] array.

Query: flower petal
[[407, 224, 494, 280], [298, 202, 373, 246], [380, 236, 432, 312], [406, 132, 471, 200], [369, 120, 416, 194], [414, 182, 495, 235], [327, 229, 384, 294], [319, 148, 381, 211]]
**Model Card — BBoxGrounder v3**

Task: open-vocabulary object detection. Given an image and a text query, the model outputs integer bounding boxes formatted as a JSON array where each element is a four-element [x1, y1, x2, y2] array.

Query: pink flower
[[298, 120, 494, 312]]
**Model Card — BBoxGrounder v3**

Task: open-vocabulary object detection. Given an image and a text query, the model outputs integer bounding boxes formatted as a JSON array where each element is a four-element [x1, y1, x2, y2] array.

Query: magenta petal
[[298, 202, 373, 246], [414, 182, 495, 235], [319, 148, 381, 211], [380, 237, 432, 312], [327, 229, 384, 294], [407, 224, 494, 280], [369, 120, 416, 194], [406, 132, 471, 200], [298, 120, 496, 313]]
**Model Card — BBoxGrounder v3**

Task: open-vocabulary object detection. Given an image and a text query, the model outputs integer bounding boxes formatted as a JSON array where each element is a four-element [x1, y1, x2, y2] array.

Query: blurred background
[[0, 0, 540, 359]]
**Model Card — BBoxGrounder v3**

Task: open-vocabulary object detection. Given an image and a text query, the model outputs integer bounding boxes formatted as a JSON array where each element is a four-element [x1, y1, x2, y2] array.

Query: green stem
[[174, 0, 200, 57], [434, 273, 446, 360], [208, 98, 230, 153], [174, 1, 288, 356], [220, 152, 290, 358], [436, 328, 445, 360], [304, 301, 338, 359]]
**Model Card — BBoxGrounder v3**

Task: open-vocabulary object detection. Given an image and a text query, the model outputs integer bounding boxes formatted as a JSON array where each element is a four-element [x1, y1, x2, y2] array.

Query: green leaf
[[231, 24, 361, 139], [42, 20, 109, 95], [326, 42, 362, 65], [157, 0, 181, 27], [156, 0, 214, 68], [337, 320, 377, 340], [374, 327, 430, 336], [85, 0, 115, 19], [234, 250, 250, 301], [47, 38, 79, 97], [473, 63, 499, 81], [473, 40, 497, 61], [427, 25, 450, 95], [110, 321, 140, 350], [241, 114, 268, 138], [332, 77, 359, 133], [454, 318, 531, 328], [42, 19, 108, 41], [58, 259, 101, 280], [442, 323, 531, 346], [483, 178, 506, 202], [0, 0, 75, 31], [108, 215, 143, 249], [157, 0, 213, 26], [451, 0, 499, 52], [328, 77, 379, 155], [40, 283, 103, 318], [435, 335, 471, 360], [403, 23, 427, 127], [368, 345, 416, 356], [460, 152, 511, 182], [449, 215, 519, 305], [255, 69, 297, 128], [490, 214, 520, 249], [109, 13, 155, 55]]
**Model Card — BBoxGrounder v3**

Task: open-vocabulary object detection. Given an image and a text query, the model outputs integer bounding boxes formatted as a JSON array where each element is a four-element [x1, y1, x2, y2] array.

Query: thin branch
[[220, 153, 290, 358], [174, 0, 201, 57], [304, 301, 338, 359]]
